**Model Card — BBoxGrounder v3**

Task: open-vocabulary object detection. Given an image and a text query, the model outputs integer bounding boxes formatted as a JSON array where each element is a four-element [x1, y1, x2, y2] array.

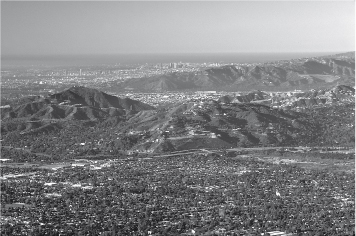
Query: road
[[2, 145, 52, 158]]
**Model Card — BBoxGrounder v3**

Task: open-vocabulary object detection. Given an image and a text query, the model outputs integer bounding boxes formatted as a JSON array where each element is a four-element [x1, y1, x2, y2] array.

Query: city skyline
[[1, 1, 355, 56]]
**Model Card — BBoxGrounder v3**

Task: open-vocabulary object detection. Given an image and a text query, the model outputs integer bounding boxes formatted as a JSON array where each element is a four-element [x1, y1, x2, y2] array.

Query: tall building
[[79, 69, 82, 76]]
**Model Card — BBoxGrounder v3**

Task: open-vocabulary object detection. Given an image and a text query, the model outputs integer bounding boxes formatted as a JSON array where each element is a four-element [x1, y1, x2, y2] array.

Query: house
[[261, 231, 294, 236]]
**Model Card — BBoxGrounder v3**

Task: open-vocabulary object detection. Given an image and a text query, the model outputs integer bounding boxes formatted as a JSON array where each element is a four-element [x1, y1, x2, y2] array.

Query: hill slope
[[50, 86, 154, 110], [1, 86, 154, 122], [1, 87, 354, 159]]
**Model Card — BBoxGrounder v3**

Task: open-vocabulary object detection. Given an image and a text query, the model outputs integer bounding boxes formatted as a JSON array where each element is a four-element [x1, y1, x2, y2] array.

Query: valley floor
[[1, 147, 354, 235]]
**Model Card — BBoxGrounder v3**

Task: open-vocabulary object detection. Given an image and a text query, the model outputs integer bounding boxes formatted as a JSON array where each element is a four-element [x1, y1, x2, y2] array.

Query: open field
[[309, 74, 340, 82], [250, 153, 355, 173]]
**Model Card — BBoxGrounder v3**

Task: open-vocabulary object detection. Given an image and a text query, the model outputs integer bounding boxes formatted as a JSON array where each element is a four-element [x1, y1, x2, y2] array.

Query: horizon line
[[2, 51, 353, 57]]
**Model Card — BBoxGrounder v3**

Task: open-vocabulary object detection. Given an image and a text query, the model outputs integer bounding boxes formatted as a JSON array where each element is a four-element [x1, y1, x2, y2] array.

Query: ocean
[[1, 52, 340, 68]]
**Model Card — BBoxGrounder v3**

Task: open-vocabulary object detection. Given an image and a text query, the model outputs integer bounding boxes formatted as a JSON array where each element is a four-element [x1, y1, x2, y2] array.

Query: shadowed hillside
[[1, 86, 155, 121]]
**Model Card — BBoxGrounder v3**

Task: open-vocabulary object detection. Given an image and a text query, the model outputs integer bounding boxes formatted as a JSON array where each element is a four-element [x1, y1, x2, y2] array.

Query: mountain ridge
[[115, 53, 355, 92], [1, 85, 354, 156], [1, 86, 155, 121]]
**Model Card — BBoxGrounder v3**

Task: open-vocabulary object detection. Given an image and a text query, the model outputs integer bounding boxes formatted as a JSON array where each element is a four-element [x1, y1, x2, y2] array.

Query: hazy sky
[[1, 1, 355, 56]]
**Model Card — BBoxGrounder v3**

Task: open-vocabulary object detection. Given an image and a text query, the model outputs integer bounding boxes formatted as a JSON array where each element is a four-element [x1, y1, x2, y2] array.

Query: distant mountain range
[[115, 52, 355, 92]]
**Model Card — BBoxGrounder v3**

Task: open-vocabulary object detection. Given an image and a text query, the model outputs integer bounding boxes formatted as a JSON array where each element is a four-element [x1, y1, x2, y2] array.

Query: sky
[[1, 1, 355, 56]]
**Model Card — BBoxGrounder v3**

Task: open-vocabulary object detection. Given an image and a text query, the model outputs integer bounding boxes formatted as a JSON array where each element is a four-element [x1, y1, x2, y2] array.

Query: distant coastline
[[1, 52, 342, 68]]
